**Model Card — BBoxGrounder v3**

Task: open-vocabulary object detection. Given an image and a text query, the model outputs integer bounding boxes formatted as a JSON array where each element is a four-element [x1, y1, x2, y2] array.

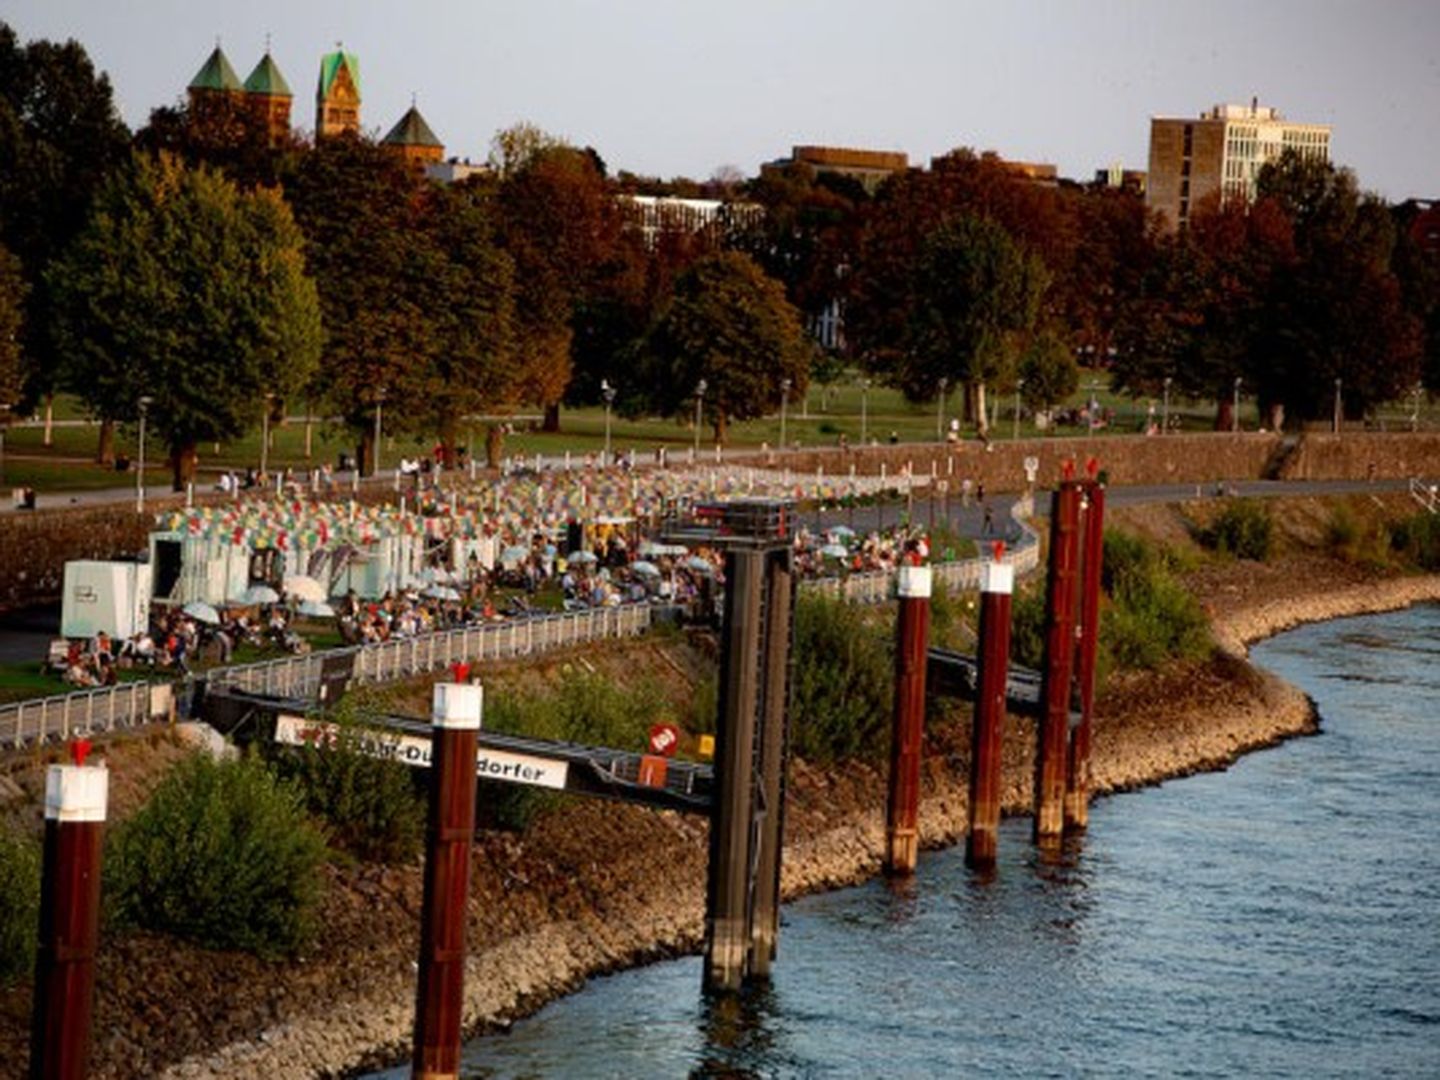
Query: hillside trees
[[640, 251, 812, 443], [47, 152, 322, 489]]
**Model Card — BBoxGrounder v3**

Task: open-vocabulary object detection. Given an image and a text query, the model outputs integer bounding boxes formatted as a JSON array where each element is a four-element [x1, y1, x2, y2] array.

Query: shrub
[[1199, 500, 1273, 561], [1008, 588, 1048, 671], [790, 593, 893, 764], [927, 579, 978, 652], [270, 709, 426, 864], [1390, 512, 1440, 571], [106, 752, 328, 956], [0, 831, 40, 984], [1101, 529, 1212, 670], [1326, 505, 1392, 568]]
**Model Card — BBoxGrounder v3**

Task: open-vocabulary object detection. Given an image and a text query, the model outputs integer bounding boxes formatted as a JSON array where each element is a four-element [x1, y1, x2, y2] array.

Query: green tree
[[641, 251, 812, 442], [0, 23, 130, 445], [1019, 330, 1080, 418], [47, 152, 322, 488], [0, 242, 26, 408], [286, 137, 517, 472], [895, 214, 1048, 433]]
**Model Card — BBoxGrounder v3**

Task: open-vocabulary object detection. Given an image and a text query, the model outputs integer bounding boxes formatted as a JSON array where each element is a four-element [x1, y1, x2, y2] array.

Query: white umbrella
[[240, 584, 281, 606], [631, 560, 661, 577], [283, 574, 327, 603], [685, 556, 715, 574], [569, 550, 599, 564], [820, 543, 850, 559], [182, 600, 220, 625], [424, 585, 463, 601], [500, 545, 530, 565], [827, 525, 856, 539], [639, 540, 687, 557], [297, 600, 336, 618]]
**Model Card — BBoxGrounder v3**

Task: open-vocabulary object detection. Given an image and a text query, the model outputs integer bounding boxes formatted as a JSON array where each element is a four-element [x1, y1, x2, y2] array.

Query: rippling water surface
[[379, 604, 1440, 1078]]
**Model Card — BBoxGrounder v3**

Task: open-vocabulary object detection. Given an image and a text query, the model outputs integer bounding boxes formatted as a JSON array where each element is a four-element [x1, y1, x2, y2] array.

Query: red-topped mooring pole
[[967, 544, 1013, 870], [1035, 468, 1082, 847], [1065, 466, 1106, 833], [30, 740, 106, 1080], [885, 556, 931, 875], [413, 669, 482, 1080]]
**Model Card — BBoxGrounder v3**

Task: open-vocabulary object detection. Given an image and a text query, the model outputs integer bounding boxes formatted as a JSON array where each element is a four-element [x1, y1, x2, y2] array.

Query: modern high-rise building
[[1146, 101, 1331, 230]]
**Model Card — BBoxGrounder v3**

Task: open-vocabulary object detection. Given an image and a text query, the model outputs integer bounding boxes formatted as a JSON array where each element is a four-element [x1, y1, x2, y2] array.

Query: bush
[[1101, 529, 1212, 670], [1008, 588, 1048, 671], [1326, 506, 1392, 568], [1199, 500, 1273, 561], [790, 593, 893, 764], [106, 752, 328, 956], [270, 709, 427, 864], [0, 831, 40, 984], [1390, 512, 1440, 571]]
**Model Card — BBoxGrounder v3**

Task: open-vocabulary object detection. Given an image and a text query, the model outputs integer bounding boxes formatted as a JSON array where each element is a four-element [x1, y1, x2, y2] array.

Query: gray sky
[[7, 0, 1438, 200]]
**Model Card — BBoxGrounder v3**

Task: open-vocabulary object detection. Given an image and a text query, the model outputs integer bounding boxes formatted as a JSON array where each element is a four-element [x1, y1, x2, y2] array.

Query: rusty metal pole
[[412, 678, 483, 1080], [704, 548, 764, 994], [967, 546, 1013, 870], [885, 557, 931, 875], [1065, 475, 1106, 834], [30, 744, 107, 1080], [1034, 475, 1082, 847], [748, 548, 795, 979]]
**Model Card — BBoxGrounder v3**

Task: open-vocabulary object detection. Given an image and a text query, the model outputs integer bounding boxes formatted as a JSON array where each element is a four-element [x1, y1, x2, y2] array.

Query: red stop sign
[[648, 723, 679, 757]]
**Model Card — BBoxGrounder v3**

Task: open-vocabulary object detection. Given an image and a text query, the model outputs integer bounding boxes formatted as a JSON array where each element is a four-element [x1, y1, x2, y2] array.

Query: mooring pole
[[748, 548, 795, 979], [704, 548, 764, 994], [885, 555, 932, 876], [1065, 470, 1106, 833], [30, 741, 106, 1080], [1034, 472, 1082, 847], [967, 545, 1013, 870], [412, 674, 482, 1080]]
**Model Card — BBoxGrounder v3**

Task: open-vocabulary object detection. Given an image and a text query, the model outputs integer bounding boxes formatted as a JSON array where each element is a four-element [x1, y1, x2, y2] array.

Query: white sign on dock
[[274, 715, 569, 790]]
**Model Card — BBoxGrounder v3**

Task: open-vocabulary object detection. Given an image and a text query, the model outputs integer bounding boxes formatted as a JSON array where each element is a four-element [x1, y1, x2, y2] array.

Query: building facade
[[1146, 101, 1331, 230], [381, 104, 445, 167], [761, 145, 909, 194], [315, 49, 361, 139]]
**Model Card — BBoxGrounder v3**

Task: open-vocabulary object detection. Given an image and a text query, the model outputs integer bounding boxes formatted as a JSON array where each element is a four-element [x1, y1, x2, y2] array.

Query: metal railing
[[1410, 477, 1439, 515], [0, 500, 1042, 749]]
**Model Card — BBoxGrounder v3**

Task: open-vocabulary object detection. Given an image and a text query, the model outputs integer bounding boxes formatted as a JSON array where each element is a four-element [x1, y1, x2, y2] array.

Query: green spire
[[317, 49, 361, 99], [244, 53, 292, 98], [382, 105, 442, 148], [189, 45, 243, 93]]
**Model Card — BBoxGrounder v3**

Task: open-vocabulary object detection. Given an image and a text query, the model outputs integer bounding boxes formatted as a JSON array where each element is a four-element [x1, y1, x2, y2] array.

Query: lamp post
[[1413, 382, 1424, 432], [1086, 380, 1099, 434], [1333, 377, 1342, 435], [934, 376, 948, 441], [136, 395, 153, 513], [1232, 377, 1242, 434], [693, 379, 707, 456], [1162, 376, 1172, 435], [260, 392, 274, 479], [779, 377, 791, 451], [860, 378, 870, 446], [1013, 379, 1024, 441], [373, 387, 386, 479], [601, 379, 616, 465], [0, 403, 8, 486]]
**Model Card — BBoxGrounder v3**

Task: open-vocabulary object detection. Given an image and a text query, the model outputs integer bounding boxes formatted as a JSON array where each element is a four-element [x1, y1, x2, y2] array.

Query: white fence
[[0, 502, 1042, 749]]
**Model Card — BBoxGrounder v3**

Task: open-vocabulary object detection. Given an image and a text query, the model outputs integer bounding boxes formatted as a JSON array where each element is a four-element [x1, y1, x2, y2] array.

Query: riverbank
[[4, 503, 1438, 1079]]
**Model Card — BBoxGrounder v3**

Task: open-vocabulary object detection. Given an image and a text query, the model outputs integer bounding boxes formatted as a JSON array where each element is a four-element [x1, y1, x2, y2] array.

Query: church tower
[[188, 44, 244, 109], [382, 103, 445, 169], [315, 47, 361, 139], [243, 51, 293, 146]]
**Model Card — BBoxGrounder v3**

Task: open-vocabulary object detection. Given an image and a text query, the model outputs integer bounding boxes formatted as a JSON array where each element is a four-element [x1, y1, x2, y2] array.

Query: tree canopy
[[47, 152, 322, 487], [640, 251, 812, 442]]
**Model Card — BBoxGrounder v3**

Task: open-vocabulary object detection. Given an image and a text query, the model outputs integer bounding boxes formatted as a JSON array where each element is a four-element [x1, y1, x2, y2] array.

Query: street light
[[779, 377, 791, 451], [601, 379, 617, 465], [260, 392, 275, 479], [1333, 377, 1342, 435], [1013, 379, 1024, 441], [0, 403, 9, 486], [1232, 377, 1242, 434], [1086, 380, 1099, 434], [935, 376, 949, 441], [1413, 382, 1424, 432], [373, 387, 386, 479], [860, 378, 871, 446], [693, 378, 707, 455], [136, 395, 153, 513], [1162, 376, 1173, 435]]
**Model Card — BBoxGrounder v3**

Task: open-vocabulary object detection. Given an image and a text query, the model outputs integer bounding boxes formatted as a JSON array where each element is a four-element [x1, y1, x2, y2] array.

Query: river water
[[381, 604, 1440, 1078]]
